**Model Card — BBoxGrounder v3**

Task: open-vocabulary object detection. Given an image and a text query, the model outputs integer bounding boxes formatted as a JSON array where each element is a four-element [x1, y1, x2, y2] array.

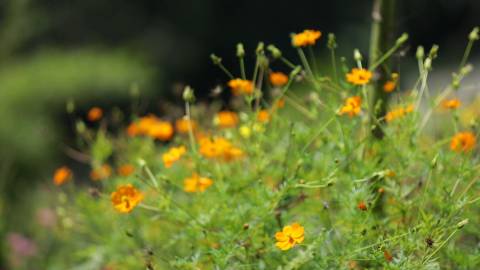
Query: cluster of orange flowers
[[228, 79, 254, 96], [339, 96, 362, 117], [292, 30, 322, 47], [274, 223, 305, 250], [127, 115, 174, 141], [385, 105, 414, 122], [175, 118, 197, 134], [450, 131, 476, 153], [199, 137, 243, 161], [346, 68, 372, 86], [162, 146, 187, 168], [183, 173, 214, 193], [110, 184, 144, 213]]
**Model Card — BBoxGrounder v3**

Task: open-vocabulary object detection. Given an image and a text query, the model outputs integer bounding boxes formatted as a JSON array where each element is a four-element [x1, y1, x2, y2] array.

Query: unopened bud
[[424, 58, 432, 70], [182, 85, 195, 103], [267, 45, 282, 59], [416, 46, 425, 60], [75, 120, 86, 133], [256, 42, 264, 55], [460, 64, 473, 76], [428, 45, 439, 59], [430, 154, 439, 169], [327, 33, 337, 49], [290, 66, 303, 77], [395, 33, 409, 45], [468, 27, 479, 41], [236, 43, 245, 58], [210, 54, 222, 65], [354, 49, 363, 62]]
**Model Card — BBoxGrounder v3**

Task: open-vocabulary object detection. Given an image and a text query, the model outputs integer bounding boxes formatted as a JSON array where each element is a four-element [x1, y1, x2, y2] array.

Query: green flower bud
[[428, 45, 439, 59], [327, 33, 337, 49], [75, 120, 86, 134], [468, 27, 479, 41], [395, 33, 409, 45], [354, 49, 363, 62], [267, 45, 282, 59], [256, 42, 265, 55], [424, 58, 432, 70], [210, 54, 222, 65], [457, 219, 469, 229], [416, 46, 425, 60], [182, 85, 195, 103], [236, 43, 245, 58]]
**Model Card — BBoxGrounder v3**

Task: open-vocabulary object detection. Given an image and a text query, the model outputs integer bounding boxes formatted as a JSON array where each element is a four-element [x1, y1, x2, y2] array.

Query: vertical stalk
[[369, 0, 396, 139]]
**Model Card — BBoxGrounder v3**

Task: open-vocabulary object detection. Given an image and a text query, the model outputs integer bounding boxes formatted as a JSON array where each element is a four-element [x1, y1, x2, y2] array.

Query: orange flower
[[450, 132, 476, 153], [384, 250, 393, 262], [87, 107, 103, 122], [53, 166, 72, 186], [148, 121, 174, 141], [228, 79, 254, 95], [339, 96, 362, 117], [385, 105, 414, 122], [269, 72, 289, 87], [111, 184, 144, 213], [117, 164, 135, 177], [199, 137, 243, 161], [137, 115, 159, 134], [162, 146, 187, 168], [175, 118, 197, 134], [442, 98, 461, 110], [183, 173, 213, 193], [275, 98, 285, 109], [126, 122, 139, 137], [383, 73, 399, 93], [215, 111, 239, 128], [357, 201, 367, 211], [275, 223, 305, 251], [90, 164, 112, 181], [346, 68, 372, 86], [292, 30, 322, 47], [257, 110, 270, 123]]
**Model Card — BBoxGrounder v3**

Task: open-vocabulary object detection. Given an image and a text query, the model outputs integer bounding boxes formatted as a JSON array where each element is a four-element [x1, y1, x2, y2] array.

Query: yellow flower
[[442, 98, 461, 110], [269, 72, 289, 87], [228, 79, 254, 96], [111, 184, 144, 213], [257, 110, 271, 123], [87, 107, 103, 122], [385, 105, 414, 122], [339, 96, 362, 117], [275, 223, 305, 251], [215, 111, 239, 128], [199, 137, 243, 161], [162, 146, 187, 168], [148, 121, 174, 141], [117, 164, 135, 177], [346, 68, 372, 86], [450, 132, 476, 153], [53, 166, 72, 186], [90, 164, 112, 181], [239, 125, 252, 139], [175, 118, 197, 134], [183, 173, 213, 193], [292, 30, 322, 47]]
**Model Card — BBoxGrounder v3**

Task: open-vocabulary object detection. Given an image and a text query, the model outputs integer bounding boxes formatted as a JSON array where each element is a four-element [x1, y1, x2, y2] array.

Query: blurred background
[[0, 0, 479, 268]]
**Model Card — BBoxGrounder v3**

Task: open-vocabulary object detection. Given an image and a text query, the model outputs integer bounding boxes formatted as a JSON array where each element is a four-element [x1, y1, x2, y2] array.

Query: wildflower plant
[[18, 5, 480, 270]]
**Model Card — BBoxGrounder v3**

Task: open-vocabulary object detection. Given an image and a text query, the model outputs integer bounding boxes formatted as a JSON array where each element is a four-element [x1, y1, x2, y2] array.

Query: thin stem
[[459, 39, 474, 69], [218, 63, 234, 79], [240, 58, 247, 80]]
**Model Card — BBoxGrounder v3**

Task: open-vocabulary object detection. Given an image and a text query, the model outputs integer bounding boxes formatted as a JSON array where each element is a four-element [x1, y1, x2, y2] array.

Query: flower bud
[[290, 66, 303, 77], [395, 33, 409, 46], [424, 58, 432, 70], [75, 120, 86, 133], [416, 46, 424, 60], [267, 45, 282, 59], [354, 49, 363, 62], [182, 85, 195, 103], [460, 64, 473, 76], [236, 43, 245, 58], [327, 33, 337, 49], [256, 42, 264, 55], [428, 45, 439, 59], [210, 54, 222, 65], [468, 27, 479, 41]]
